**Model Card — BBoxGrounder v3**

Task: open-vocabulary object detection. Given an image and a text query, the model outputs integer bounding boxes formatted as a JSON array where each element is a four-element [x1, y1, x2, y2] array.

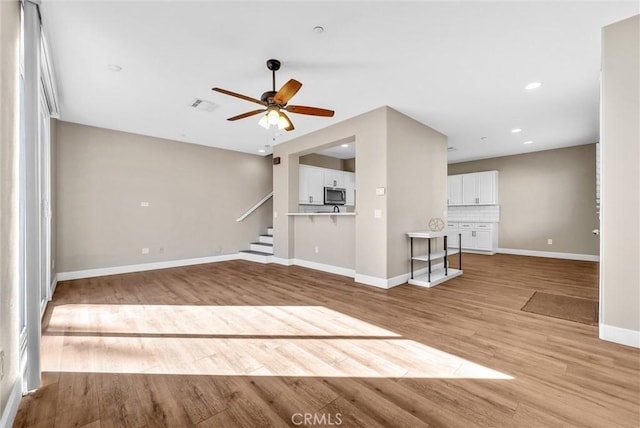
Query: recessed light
[[107, 64, 122, 72], [341, 144, 349, 148], [511, 128, 522, 133], [523, 140, 534, 145], [313, 26, 325, 34], [525, 81, 542, 90], [258, 149, 266, 153]]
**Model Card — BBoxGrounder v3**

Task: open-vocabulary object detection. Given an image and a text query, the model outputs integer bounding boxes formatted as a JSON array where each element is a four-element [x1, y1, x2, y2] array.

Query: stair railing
[[236, 192, 273, 222]]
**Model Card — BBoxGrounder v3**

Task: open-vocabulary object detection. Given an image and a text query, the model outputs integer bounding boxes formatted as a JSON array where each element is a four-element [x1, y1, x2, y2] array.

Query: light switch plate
[[374, 209, 382, 219], [375, 187, 386, 196]]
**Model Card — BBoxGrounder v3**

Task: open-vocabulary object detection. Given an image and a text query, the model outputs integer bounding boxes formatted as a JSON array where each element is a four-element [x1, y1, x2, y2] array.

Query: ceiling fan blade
[[286, 105, 335, 117], [227, 109, 266, 121], [279, 111, 295, 132], [212, 87, 266, 106], [274, 79, 302, 105]]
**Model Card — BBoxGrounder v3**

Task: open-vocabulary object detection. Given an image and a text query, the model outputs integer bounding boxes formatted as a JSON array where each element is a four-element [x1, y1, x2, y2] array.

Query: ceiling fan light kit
[[212, 59, 334, 132]]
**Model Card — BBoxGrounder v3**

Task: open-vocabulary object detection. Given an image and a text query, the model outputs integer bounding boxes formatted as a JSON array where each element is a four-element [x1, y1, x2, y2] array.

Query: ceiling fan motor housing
[[261, 91, 278, 104]]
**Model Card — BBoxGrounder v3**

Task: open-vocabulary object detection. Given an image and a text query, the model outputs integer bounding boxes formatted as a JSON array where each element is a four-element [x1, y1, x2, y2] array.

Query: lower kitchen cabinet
[[454, 222, 497, 254], [446, 222, 460, 248]]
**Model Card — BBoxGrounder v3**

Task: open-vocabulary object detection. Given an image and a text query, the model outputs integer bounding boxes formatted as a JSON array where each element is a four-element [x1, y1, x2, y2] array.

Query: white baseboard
[[55, 254, 446, 294], [271, 257, 294, 266], [497, 248, 599, 262], [599, 324, 640, 348], [56, 254, 239, 281], [288, 258, 355, 278], [50, 273, 58, 297], [355, 265, 441, 289], [353, 273, 392, 289], [0, 377, 23, 428]]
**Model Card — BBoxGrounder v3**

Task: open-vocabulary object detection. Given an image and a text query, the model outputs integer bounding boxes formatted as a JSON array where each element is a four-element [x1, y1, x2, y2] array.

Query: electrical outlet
[[140, 201, 149, 207], [141, 247, 150, 254], [314, 246, 319, 254], [374, 209, 382, 219], [1, 350, 5, 381], [547, 239, 553, 245]]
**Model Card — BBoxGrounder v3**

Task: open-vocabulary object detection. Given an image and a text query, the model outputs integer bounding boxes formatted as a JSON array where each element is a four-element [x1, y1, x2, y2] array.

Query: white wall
[[0, 0, 21, 423], [599, 15, 640, 347]]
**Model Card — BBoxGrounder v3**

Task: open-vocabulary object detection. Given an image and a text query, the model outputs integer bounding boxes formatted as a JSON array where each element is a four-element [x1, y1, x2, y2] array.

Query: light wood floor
[[14, 254, 640, 427]]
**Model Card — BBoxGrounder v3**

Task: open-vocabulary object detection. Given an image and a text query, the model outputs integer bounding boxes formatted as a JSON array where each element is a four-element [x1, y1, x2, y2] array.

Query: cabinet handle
[[309, 196, 312, 203]]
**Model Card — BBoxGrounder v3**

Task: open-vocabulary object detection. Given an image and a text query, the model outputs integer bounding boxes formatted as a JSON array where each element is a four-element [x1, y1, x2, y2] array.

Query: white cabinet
[[476, 172, 497, 204], [324, 170, 345, 188], [345, 172, 355, 206], [445, 222, 460, 248], [300, 165, 356, 206], [299, 165, 324, 205], [457, 222, 497, 254], [447, 175, 463, 206], [449, 171, 498, 206]]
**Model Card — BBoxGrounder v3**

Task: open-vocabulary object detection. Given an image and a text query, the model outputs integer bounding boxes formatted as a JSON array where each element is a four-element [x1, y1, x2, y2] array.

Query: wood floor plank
[[13, 254, 640, 427]]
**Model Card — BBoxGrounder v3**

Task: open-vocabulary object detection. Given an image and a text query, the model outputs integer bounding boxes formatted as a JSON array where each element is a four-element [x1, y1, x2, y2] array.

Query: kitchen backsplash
[[447, 205, 500, 222]]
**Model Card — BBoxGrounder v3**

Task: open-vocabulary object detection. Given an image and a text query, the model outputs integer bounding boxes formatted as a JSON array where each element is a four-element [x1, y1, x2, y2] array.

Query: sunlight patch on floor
[[43, 304, 512, 380]]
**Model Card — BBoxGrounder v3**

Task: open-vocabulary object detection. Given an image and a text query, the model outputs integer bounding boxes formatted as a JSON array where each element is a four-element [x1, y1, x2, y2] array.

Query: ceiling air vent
[[190, 98, 218, 112]]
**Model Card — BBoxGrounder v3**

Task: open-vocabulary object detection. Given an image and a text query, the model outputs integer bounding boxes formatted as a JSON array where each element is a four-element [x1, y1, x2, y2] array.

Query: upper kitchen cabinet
[[345, 172, 356, 206], [299, 165, 324, 205], [449, 171, 498, 206], [324, 169, 345, 187], [447, 175, 463, 206]]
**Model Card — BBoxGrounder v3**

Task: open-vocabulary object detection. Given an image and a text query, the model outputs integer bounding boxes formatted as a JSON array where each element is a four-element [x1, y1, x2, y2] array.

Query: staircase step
[[259, 234, 274, 244], [250, 242, 274, 254], [266, 227, 274, 236], [239, 250, 272, 264]]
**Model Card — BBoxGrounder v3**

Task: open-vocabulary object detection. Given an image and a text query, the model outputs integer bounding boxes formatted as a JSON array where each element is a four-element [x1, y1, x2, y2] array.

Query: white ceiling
[[40, 1, 638, 163]]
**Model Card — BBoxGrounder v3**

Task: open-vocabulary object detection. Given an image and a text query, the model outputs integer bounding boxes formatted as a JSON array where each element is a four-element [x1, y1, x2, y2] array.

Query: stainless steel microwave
[[324, 187, 346, 205]]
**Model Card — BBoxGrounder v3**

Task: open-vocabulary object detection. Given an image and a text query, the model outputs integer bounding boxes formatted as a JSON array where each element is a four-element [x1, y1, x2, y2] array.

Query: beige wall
[[274, 106, 446, 284], [448, 144, 599, 255], [293, 217, 355, 269], [600, 15, 639, 339], [343, 158, 356, 173], [0, 0, 20, 418], [299, 153, 343, 170], [387, 108, 447, 277], [56, 122, 273, 272], [273, 107, 388, 279], [299, 153, 356, 173]]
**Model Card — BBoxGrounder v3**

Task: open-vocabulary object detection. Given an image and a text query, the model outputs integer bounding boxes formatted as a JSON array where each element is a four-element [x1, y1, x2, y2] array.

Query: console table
[[407, 230, 463, 287]]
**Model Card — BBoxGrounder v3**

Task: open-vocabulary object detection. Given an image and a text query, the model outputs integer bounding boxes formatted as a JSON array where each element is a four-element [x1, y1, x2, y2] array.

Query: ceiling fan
[[212, 59, 334, 132]]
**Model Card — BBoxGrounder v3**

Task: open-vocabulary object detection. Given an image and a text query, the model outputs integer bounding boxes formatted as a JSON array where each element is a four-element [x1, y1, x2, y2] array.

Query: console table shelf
[[407, 230, 463, 288]]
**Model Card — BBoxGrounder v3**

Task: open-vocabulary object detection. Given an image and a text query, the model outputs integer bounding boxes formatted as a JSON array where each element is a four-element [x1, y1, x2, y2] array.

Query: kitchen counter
[[287, 212, 357, 216]]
